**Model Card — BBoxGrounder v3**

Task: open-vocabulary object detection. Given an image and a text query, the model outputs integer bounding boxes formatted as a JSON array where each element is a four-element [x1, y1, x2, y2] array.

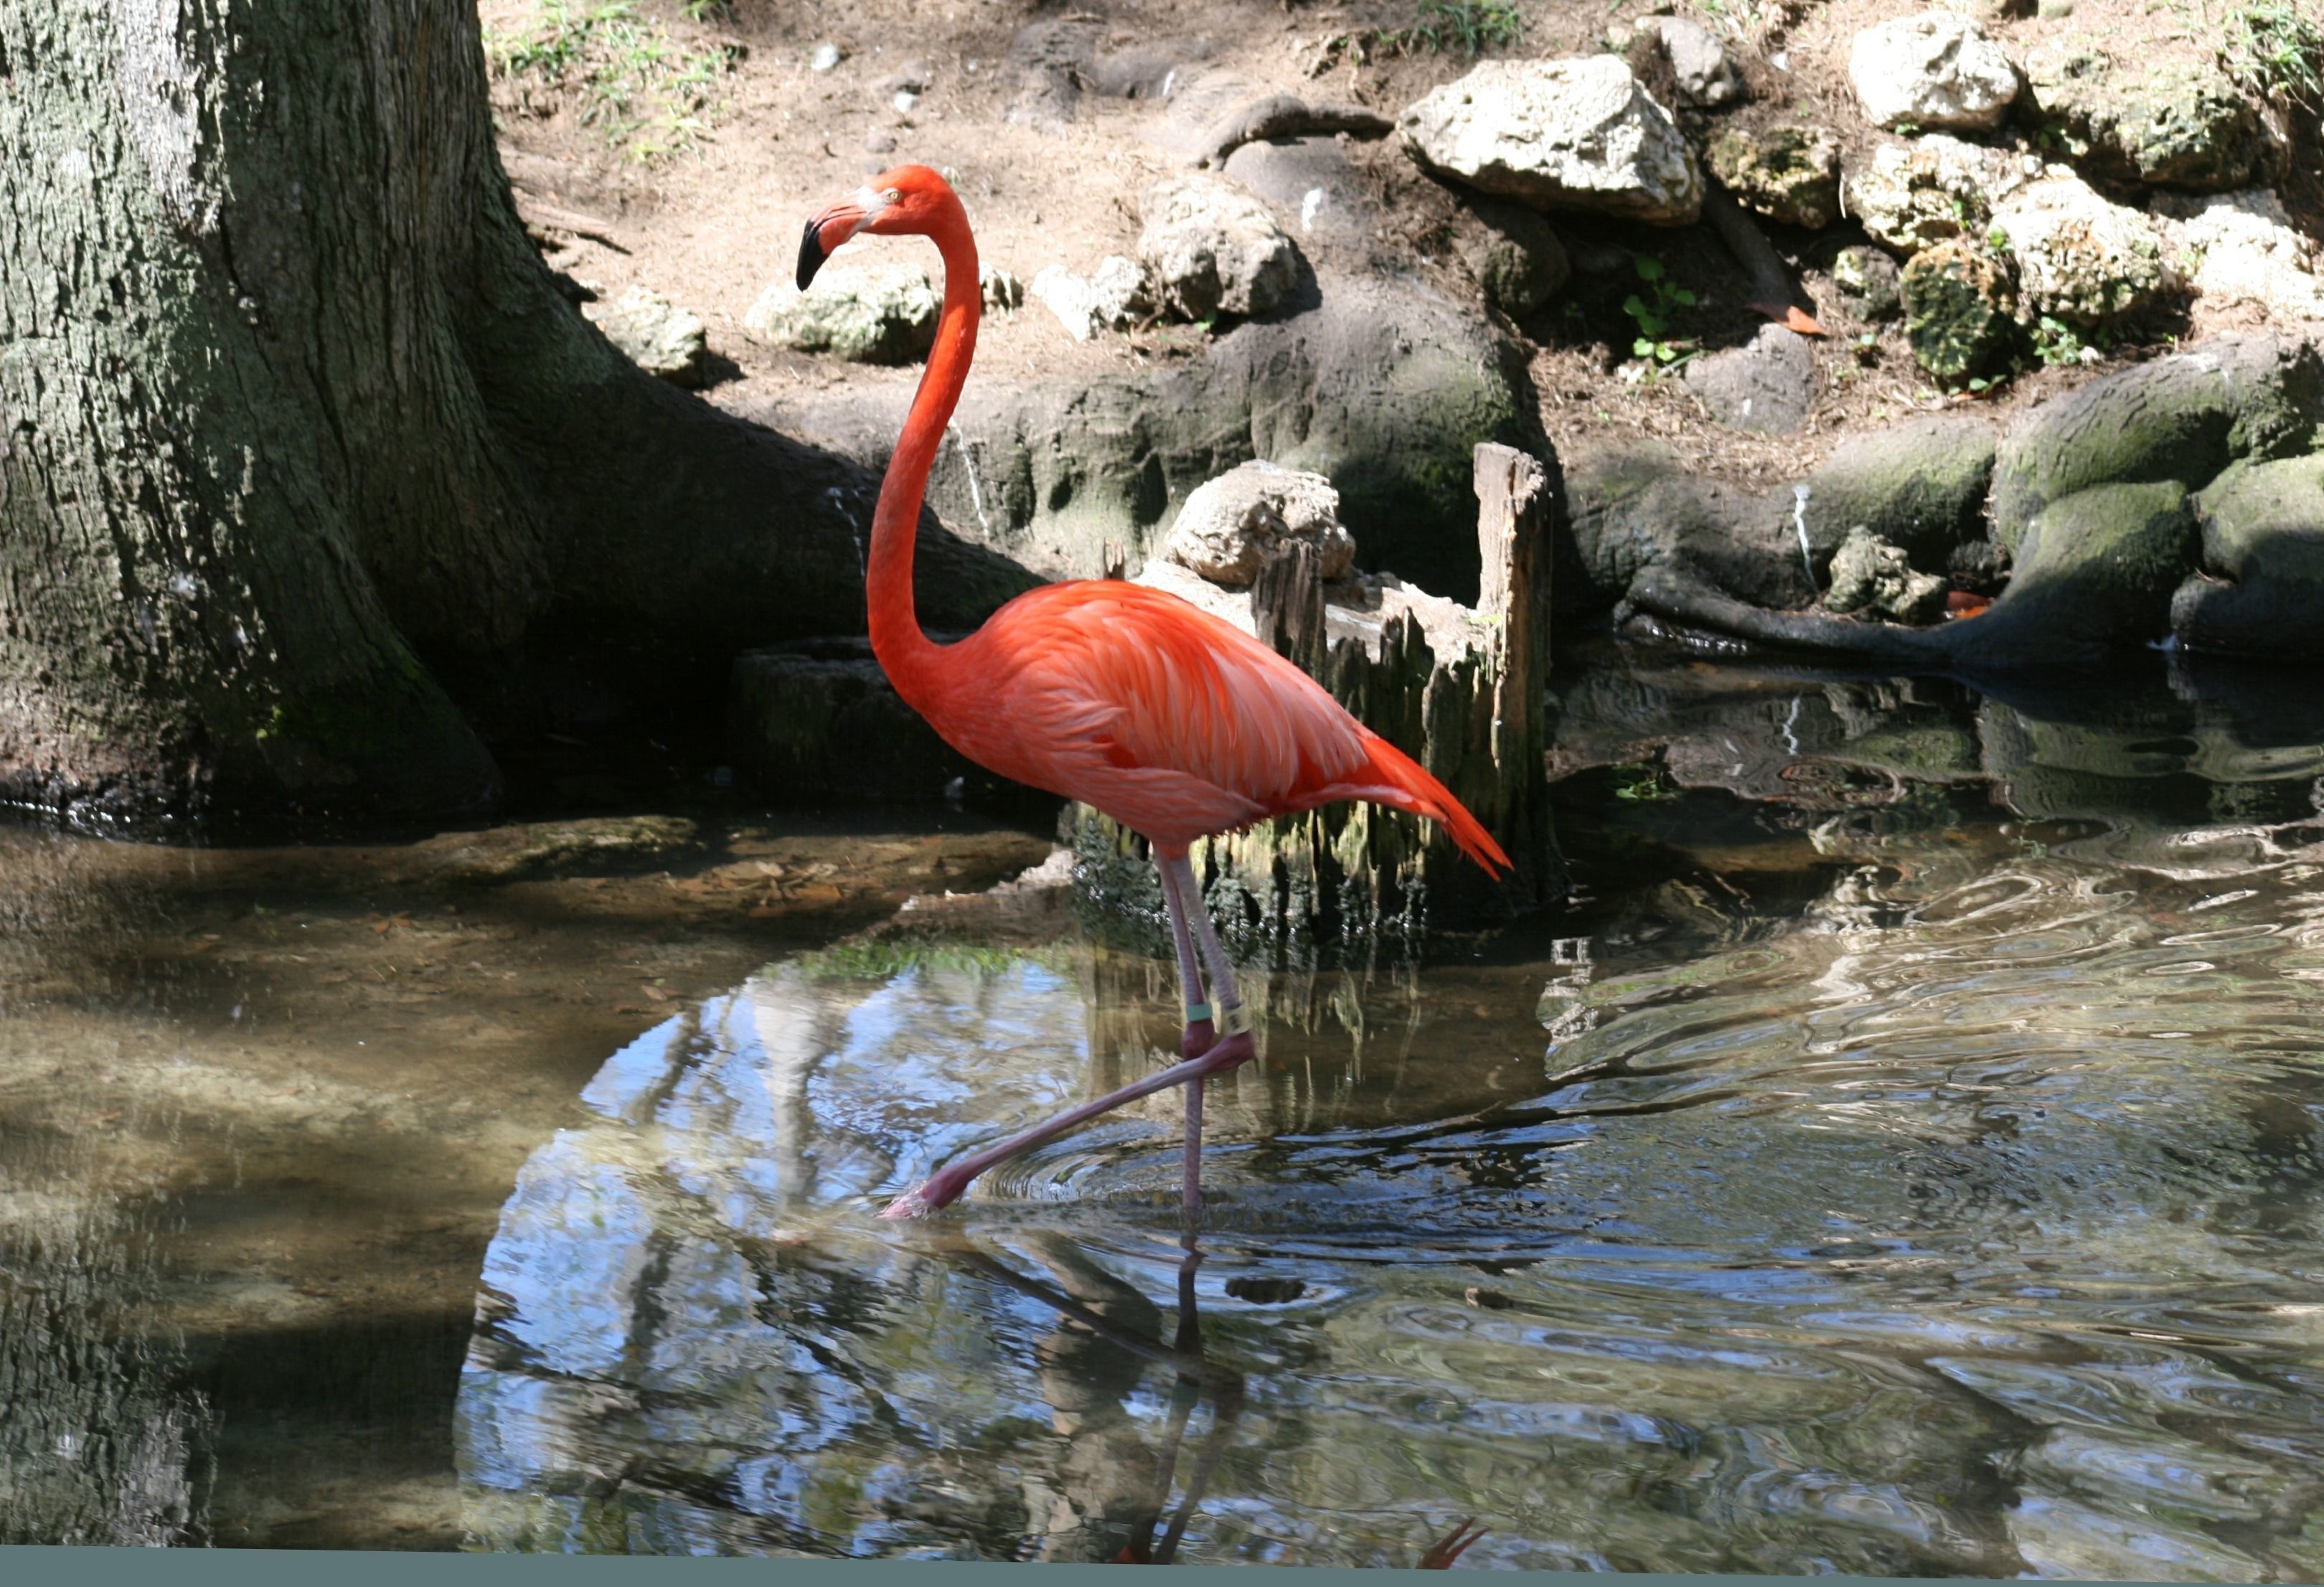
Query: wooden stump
[[1067, 442, 1563, 951]]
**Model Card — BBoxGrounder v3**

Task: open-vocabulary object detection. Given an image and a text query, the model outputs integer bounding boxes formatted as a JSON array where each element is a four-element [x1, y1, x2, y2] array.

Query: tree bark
[[0, 0, 1031, 834]]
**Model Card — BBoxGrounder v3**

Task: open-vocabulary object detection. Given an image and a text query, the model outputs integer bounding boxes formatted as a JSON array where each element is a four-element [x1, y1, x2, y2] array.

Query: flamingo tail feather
[[1353, 736, 1513, 878]]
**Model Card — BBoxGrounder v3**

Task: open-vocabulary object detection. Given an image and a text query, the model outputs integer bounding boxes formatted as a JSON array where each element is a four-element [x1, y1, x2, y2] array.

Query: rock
[[784, 272, 1538, 601], [1161, 460, 1355, 586], [1223, 135, 1378, 242], [1706, 126, 1841, 230], [1847, 136, 2036, 255], [1680, 324, 1817, 434], [1989, 173, 2167, 326], [1562, 446, 1815, 613], [728, 647, 969, 803], [1901, 240, 2018, 383], [1784, 415, 1999, 571], [2170, 454, 2324, 661], [979, 265, 1025, 312], [1990, 334, 2324, 548], [583, 286, 707, 387], [1460, 199, 1571, 317], [1848, 13, 2022, 133], [2003, 481, 2199, 648], [2023, 51, 2261, 193], [1833, 244, 1904, 319], [2155, 189, 2324, 323], [1636, 14, 1744, 108], [1137, 174, 1301, 321], [1397, 56, 1703, 225], [810, 42, 842, 72], [1028, 256, 1152, 340], [1822, 526, 1949, 622], [744, 262, 938, 363], [416, 816, 705, 884]]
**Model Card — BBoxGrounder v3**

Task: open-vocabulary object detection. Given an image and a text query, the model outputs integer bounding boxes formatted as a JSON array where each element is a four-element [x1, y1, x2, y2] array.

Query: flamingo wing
[[965, 582, 1510, 874]]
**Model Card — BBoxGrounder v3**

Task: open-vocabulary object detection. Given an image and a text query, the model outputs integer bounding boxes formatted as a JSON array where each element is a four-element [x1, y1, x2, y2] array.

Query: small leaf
[[1633, 336, 1658, 358], [1670, 287, 1697, 306], [1634, 256, 1664, 282]]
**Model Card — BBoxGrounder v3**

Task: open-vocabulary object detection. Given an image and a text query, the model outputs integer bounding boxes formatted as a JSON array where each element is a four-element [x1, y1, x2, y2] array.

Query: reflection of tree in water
[[0, 1193, 207, 1544]]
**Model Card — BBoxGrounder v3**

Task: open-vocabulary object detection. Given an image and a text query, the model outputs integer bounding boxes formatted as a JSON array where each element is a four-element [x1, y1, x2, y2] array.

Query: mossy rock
[[1706, 126, 1842, 230], [2169, 453, 2324, 661], [1999, 480, 2199, 649], [1990, 334, 2324, 550], [1461, 199, 1571, 318], [1783, 414, 1998, 573], [1833, 245, 1903, 320], [2024, 51, 2261, 193], [1901, 241, 2018, 385]]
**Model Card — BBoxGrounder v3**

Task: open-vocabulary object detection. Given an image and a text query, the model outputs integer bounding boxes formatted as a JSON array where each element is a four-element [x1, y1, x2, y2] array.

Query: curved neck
[[867, 200, 979, 697]]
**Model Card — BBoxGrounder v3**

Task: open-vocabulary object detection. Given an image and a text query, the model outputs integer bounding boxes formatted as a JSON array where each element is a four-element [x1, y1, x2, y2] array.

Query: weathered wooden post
[[1066, 442, 1563, 952]]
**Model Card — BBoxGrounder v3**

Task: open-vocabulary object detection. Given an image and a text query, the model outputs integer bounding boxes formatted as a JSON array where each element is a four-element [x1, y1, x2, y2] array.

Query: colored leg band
[[1185, 1002, 1212, 1023], [1218, 1002, 1254, 1037]]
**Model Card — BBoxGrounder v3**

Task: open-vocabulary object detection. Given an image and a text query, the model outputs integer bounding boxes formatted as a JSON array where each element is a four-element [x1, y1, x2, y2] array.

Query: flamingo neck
[[867, 204, 979, 704]]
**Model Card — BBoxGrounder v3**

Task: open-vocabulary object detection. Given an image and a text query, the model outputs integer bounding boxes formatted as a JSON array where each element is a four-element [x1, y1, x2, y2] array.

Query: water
[[6, 650, 2324, 1574]]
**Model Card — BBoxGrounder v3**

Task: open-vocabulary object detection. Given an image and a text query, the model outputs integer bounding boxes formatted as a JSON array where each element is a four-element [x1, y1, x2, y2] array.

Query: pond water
[[5, 647, 2324, 1575]]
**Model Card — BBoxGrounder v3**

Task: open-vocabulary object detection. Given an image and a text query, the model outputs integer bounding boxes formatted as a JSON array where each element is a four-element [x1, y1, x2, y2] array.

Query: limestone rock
[[1137, 175, 1301, 321], [1706, 126, 1841, 230], [745, 262, 938, 363], [2155, 189, 2324, 323], [1989, 173, 2167, 325], [1680, 324, 1817, 434], [584, 286, 707, 387], [1847, 135, 2037, 255], [1901, 240, 2018, 383], [1833, 244, 1904, 319], [1461, 199, 1570, 317], [1398, 56, 1703, 225], [1636, 14, 1744, 108], [1823, 526, 1949, 622], [2024, 50, 2261, 193], [1162, 460, 1355, 587], [1223, 136, 1378, 242], [1029, 255, 1152, 341], [1848, 13, 2023, 132]]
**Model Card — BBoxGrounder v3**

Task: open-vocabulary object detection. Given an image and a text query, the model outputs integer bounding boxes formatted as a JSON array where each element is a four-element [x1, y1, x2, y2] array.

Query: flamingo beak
[[796, 189, 885, 289]]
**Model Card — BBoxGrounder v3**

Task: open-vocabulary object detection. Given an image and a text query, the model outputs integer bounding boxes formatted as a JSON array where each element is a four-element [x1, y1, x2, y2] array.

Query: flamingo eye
[[882, 187, 901, 204]]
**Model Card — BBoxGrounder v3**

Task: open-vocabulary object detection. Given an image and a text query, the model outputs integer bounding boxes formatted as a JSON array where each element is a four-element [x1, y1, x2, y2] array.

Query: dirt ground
[[479, 0, 2319, 503]]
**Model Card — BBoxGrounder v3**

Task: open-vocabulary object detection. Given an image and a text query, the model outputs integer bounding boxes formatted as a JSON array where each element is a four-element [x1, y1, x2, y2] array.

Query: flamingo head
[[796, 164, 958, 288]]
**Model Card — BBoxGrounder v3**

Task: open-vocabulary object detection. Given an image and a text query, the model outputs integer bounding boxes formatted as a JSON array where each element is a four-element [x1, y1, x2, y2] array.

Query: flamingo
[[797, 166, 1512, 1221]]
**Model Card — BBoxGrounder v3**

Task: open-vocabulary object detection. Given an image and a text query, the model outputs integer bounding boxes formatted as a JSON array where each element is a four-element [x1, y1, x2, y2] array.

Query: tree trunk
[[0, 0, 1031, 834]]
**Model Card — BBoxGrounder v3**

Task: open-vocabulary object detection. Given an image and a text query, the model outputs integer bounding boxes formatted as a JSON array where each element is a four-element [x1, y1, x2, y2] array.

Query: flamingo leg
[[1157, 857, 1213, 1224], [876, 852, 1257, 1222]]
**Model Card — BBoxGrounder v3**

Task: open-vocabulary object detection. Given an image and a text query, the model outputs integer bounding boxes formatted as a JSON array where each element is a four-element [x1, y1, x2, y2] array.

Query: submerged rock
[[1137, 174, 1301, 321], [1162, 461, 1355, 587], [1823, 526, 1948, 622], [1901, 240, 2018, 383], [1989, 173, 2168, 326], [1706, 126, 1842, 230], [1848, 13, 2022, 132], [745, 262, 938, 363], [1398, 56, 1703, 225]]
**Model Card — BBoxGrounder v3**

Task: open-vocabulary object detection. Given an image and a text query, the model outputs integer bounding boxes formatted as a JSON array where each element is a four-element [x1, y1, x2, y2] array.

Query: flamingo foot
[[877, 1028, 1257, 1220]]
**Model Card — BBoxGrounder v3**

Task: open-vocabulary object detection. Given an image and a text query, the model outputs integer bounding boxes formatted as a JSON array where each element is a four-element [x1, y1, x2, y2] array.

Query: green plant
[[1985, 222, 2012, 254], [2029, 314, 2100, 367], [1622, 254, 1698, 369], [681, 0, 728, 17], [486, 0, 738, 162], [2223, 0, 2324, 106], [1609, 762, 1678, 801], [1402, 0, 1525, 54]]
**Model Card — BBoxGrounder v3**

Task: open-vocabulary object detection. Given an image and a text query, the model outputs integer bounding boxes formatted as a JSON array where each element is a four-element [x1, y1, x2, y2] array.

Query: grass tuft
[[485, 0, 739, 163]]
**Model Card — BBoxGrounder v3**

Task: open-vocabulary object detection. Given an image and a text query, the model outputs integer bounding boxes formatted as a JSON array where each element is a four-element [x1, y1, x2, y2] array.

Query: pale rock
[[1990, 172, 2168, 325], [583, 286, 707, 387], [1398, 56, 1703, 225], [1162, 460, 1355, 588], [1636, 14, 1745, 108], [744, 262, 938, 363], [1848, 13, 2022, 132], [2155, 189, 2324, 323], [1029, 256, 1153, 340], [1137, 174, 1301, 320], [1848, 135, 2036, 255], [1823, 525, 1948, 622]]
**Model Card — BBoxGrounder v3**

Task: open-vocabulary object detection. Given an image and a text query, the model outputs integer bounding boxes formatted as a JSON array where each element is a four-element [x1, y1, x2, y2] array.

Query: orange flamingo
[[797, 166, 1511, 1220]]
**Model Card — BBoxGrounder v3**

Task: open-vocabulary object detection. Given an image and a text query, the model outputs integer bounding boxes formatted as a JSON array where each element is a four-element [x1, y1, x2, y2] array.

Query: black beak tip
[[797, 220, 827, 291]]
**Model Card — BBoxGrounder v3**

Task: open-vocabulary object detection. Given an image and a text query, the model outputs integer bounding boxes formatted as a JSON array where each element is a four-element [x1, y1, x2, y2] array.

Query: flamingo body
[[902, 578, 1510, 868], [796, 164, 1513, 1218]]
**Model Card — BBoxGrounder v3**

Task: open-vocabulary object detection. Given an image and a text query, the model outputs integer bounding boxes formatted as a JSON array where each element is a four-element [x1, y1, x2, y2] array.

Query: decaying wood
[[1068, 442, 1563, 948], [1194, 93, 1396, 167]]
